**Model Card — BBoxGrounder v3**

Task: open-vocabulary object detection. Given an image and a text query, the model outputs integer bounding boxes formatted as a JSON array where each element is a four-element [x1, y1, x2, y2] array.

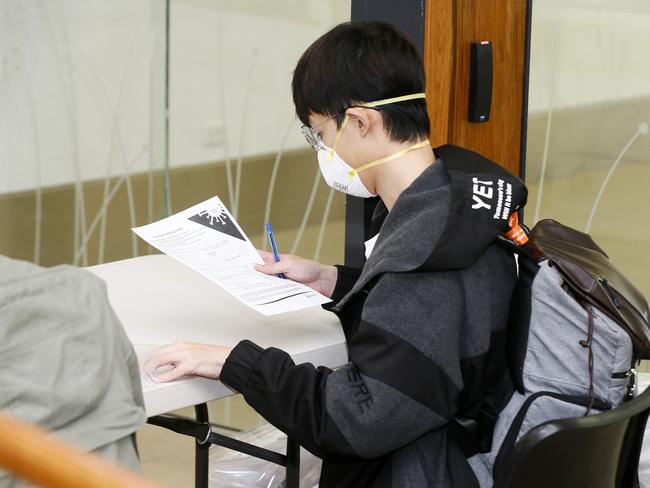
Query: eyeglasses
[[300, 108, 377, 151], [299, 93, 427, 152], [300, 114, 337, 151]]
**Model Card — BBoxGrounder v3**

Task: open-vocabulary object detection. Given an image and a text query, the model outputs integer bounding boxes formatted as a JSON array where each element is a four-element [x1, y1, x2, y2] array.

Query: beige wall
[[525, 96, 650, 298], [0, 149, 346, 267]]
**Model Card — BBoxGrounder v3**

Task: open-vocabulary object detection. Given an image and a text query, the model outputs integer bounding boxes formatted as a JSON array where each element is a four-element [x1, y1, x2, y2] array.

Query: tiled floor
[[138, 423, 196, 487]]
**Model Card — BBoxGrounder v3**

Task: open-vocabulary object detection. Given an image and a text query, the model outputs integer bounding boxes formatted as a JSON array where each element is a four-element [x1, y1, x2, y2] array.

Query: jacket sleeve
[[329, 265, 362, 303], [220, 271, 464, 460]]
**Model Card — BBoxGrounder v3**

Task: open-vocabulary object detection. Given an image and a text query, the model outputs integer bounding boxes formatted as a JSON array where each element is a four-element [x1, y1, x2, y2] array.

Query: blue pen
[[265, 223, 286, 279]]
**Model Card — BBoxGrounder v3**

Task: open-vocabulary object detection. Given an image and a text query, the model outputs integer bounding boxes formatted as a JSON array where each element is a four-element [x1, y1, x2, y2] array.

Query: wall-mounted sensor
[[469, 40, 493, 123]]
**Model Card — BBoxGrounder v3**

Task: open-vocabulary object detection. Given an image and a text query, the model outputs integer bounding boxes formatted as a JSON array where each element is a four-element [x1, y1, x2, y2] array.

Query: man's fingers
[[254, 260, 291, 276], [141, 341, 227, 383], [258, 249, 295, 267], [142, 345, 184, 374], [143, 351, 189, 383], [154, 366, 187, 383], [142, 355, 170, 375], [257, 249, 276, 265]]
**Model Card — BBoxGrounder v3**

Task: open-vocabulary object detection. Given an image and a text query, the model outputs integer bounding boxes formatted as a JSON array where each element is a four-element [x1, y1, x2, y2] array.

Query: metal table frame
[[148, 403, 300, 488]]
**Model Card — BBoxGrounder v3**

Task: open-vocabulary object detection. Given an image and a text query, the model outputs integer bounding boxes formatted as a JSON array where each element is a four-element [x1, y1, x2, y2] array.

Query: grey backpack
[[469, 219, 650, 487]]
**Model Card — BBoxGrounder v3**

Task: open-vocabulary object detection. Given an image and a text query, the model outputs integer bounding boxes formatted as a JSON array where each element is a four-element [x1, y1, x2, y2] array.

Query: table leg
[[149, 406, 300, 487], [285, 437, 300, 488], [194, 404, 210, 488]]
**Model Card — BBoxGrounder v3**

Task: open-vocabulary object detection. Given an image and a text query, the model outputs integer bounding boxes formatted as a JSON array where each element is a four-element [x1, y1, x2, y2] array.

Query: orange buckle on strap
[[504, 212, 528, 245]]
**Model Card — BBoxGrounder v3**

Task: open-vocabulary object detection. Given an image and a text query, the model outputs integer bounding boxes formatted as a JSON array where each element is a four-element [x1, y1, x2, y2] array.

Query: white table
[[88, 254, 348, 487]]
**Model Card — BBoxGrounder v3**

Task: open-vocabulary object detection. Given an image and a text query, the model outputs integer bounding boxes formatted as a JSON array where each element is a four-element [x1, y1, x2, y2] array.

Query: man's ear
[[345, 107, 381, 138]]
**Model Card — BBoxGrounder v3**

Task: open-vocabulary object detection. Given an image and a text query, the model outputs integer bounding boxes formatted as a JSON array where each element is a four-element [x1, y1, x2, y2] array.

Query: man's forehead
[[308, 112, 330, 129]]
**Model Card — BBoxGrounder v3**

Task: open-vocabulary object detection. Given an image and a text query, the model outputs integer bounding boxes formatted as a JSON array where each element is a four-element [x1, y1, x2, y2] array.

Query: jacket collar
[[333, 144, 528, 311], [335, 160, 451, 310]]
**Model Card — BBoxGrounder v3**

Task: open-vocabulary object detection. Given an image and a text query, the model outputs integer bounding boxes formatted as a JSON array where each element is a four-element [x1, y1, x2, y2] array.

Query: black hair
[[292, 21, 430, 143]]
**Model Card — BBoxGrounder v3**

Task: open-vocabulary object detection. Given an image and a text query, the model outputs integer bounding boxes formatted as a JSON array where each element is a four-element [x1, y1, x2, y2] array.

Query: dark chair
[[494, 385, 650, 488]]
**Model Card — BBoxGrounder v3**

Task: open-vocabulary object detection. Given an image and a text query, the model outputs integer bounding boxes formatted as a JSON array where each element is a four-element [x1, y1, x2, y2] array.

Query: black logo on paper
[[188, 206, 245, 241]]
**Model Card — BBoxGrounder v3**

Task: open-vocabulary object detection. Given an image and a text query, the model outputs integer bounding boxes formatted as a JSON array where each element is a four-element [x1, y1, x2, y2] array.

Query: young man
[[145, 21, 527, 487]]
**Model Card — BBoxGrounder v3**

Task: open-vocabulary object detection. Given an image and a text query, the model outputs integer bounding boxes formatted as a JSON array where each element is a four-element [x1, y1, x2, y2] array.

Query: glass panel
[[526, 0, 650, 300], [167, 0, 351, 266], [0, 0, 350, 268], [0, 0, 167, 266]]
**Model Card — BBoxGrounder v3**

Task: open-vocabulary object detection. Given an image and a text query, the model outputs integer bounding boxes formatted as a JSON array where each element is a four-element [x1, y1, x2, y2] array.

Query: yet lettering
[[472, 177, 493, 210]]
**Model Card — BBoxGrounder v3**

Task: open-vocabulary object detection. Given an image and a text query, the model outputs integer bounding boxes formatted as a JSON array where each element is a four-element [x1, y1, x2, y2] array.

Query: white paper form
[[132, 196, 330, 315]]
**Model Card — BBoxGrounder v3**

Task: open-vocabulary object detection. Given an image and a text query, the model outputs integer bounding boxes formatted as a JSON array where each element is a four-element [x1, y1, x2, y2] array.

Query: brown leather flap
[[524, 219, 650, 359]]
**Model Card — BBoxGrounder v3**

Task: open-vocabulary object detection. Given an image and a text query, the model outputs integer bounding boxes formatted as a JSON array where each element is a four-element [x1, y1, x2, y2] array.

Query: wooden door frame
[[423, 0, 532, 177], [345, 0, 532, 266]]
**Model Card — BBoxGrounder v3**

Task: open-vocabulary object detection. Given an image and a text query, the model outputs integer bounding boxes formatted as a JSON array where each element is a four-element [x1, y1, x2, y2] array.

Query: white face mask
[[317, 138, 431, 199], [306, 92, 430, 199], [317, 142, 375, 198]]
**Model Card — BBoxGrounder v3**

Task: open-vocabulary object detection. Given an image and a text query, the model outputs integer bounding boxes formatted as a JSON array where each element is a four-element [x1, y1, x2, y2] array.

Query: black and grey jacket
[[220, 145, 528, 487]]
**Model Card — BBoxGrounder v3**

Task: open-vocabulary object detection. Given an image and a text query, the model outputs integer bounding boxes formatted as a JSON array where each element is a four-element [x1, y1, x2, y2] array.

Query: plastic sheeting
[[209, 423, 321, 488]]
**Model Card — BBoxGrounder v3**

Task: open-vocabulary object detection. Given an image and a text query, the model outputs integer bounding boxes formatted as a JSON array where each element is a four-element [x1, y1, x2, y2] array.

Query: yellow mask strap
[[348, 140, 431, 178], [327, 115, 349, 160], [327, 92, 426, 161], [360, 92, 426, 108]]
